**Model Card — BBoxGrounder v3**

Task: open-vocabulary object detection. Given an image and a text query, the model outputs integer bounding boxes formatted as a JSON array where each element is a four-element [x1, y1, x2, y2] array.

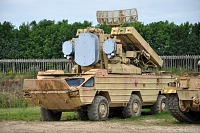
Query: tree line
[[0, 20, 199, 59]]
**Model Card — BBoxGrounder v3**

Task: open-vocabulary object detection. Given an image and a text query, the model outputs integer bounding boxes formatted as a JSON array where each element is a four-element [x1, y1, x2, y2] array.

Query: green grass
[[121, 111, 175, 126], [0, 107, 40, 121], [146, 67, 190, 76], [0, 107, 181, 126], [108, 109, 185, 126], [0, 107, 193, 126], [0, 107, 78, 121]]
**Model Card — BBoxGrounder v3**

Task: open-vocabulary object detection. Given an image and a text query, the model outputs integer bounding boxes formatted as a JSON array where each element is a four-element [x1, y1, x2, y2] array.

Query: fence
[[0, 55, 200, 75], [161, 55, 200, 72], [0, 59, 74, 74]]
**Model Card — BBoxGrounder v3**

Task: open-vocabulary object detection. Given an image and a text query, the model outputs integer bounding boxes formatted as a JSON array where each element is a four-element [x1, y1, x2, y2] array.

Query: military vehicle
[[23, 8, 174, 121], [162, 71, 200, 123]]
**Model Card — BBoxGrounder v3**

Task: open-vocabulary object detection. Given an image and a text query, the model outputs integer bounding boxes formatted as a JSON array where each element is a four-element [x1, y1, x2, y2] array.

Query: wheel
[[40, 107, 62, 121], [87, 96, 109, 121], [78, 111, 88, 120], [151, 95, 166, 114], [122, 94, 142, 118]]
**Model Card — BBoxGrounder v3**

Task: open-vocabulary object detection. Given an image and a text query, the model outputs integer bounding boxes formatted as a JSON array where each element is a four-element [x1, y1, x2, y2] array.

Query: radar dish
[[103, 39, 116, 54], [62, 41, 74, 55]]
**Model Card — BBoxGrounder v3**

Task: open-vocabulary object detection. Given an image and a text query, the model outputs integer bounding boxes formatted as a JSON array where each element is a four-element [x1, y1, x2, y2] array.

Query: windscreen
[[65, 78, 85, 86]]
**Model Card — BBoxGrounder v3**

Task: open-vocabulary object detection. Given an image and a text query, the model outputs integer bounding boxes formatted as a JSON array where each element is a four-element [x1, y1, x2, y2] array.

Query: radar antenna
[[96, 8, 138, 27]]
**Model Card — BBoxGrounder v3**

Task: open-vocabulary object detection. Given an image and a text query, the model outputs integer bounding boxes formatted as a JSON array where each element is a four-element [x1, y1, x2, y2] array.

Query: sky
[[0, 0, 200, 28]]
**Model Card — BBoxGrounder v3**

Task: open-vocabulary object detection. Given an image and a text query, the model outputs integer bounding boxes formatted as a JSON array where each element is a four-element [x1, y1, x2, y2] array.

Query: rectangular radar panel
[[75, 33, 99, 66]]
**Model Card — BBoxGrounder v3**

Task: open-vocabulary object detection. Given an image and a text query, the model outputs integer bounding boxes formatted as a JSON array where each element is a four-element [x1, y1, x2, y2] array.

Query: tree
[[0, 20, 199, 59]]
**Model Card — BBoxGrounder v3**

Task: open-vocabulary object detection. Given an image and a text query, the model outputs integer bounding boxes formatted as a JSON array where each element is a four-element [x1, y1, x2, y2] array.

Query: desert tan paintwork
[[24, 69, 174, 111], [162, 73, 200, 112], [75, 26, 162, 73], [24, 70, 96, 111], [111, 27, 163, 68], [23, 9, 175, 114], [96, 8, 138, 27]]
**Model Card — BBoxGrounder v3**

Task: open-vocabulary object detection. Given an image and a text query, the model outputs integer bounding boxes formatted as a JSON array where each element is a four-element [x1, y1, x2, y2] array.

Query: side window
[[82, 77, 94, 87]]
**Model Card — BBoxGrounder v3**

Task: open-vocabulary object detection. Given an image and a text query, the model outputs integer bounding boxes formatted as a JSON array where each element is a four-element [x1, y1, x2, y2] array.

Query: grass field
[[0, 107, 184, 126], [0, 107, 78, 121]]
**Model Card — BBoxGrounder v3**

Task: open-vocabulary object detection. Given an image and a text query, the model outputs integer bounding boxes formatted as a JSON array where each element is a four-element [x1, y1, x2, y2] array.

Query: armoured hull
[[24, 69, 174, 111]]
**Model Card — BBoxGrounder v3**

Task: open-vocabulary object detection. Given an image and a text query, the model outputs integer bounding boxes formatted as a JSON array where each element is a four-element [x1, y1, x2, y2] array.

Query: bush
[[0, 73, 30, 108]]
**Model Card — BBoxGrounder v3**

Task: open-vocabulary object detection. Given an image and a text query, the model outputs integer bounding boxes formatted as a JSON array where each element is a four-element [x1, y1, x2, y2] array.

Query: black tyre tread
[[151, 95, 166, 114], [40, 107, 62, 121], [165, 94, 194, 123], [87, 96, 109, 121], [122, 94, 142, 118]]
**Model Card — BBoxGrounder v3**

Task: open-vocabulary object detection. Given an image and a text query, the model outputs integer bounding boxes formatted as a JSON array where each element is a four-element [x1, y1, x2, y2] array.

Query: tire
[[122, 94, 142, 118], [87, 96, 109, 121], [40, 107, 62, 121], [78, 111, 88, 120], [151, 95, 166, 114]]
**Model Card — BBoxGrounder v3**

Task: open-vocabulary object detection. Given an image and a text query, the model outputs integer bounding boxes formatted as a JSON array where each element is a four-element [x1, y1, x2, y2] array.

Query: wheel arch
[[153, 91, 165, 104], [96, 91, 111, 104], [131, 91, 143, 103]]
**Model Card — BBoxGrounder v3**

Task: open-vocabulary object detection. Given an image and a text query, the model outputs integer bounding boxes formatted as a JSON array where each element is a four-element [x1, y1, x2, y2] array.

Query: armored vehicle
[[23, 9, 174, 121], [162, 72, 200, 123]]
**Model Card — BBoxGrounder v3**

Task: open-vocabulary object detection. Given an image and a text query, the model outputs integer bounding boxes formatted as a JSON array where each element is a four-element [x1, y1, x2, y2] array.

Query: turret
[[62, 8, 163, 74]]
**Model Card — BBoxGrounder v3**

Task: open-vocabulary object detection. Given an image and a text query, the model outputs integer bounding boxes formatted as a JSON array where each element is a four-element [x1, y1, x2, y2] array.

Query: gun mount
[[63, 9, 162, 74]]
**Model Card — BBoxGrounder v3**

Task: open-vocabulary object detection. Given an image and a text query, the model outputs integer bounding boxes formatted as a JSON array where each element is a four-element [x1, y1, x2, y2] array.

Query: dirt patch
[[0, 121, 199, 133]]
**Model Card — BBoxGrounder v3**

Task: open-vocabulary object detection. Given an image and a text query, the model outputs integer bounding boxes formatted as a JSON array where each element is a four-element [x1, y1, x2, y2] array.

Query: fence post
[[12, 59, 15, 73]]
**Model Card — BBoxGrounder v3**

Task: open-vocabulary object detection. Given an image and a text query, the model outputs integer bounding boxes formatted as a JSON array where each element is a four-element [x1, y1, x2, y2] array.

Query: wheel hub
[[161, 102, 166, 111], [99, 103, 107, 117], [133, 102, 139, 113]]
